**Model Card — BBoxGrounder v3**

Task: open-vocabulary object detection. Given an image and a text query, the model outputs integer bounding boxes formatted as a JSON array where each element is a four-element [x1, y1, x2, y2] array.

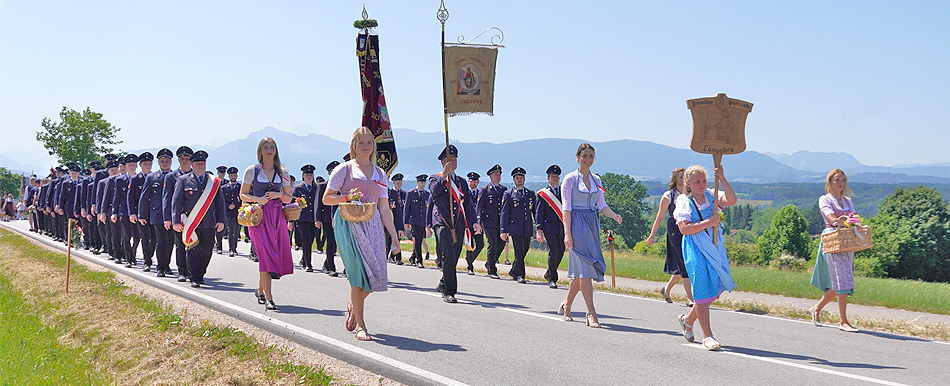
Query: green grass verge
[[0, 229, 332, 385], [424, 238, 950, 315]]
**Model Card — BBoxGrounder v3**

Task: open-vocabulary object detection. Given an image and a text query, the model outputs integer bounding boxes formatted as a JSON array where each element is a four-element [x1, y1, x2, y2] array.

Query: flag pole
[[437, 0, 454, 226]]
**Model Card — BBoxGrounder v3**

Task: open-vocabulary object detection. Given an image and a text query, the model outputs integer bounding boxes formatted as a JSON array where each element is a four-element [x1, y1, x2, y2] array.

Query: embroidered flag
[[182, 175, 220, 250], [444, 46, 498, 117], [358, 33, 398, 176]]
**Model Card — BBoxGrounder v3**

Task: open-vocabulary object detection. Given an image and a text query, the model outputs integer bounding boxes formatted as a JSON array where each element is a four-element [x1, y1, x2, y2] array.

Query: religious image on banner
[[357, 33, 397, 176], [444, 46, 498, 116]]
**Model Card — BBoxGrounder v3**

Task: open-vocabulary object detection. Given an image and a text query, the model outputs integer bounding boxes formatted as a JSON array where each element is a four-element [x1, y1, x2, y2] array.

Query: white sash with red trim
[[182, 174, 221, 250], [537, 187, 564, 223], [437, 172, 474, 251]]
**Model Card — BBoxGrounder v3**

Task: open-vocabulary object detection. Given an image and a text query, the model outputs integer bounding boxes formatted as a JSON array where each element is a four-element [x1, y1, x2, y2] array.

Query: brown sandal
[[355, 327, 372, 341], [345, 302, 356, 331]]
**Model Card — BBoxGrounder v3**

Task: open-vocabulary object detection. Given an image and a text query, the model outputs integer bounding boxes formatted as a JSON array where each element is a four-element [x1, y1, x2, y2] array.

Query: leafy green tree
[[804, 202, 826, 235], [863, 187, 950, 282], [36, 107, 122, 168], [599, 173, 650, 248], [757, 205, 812, 263], [751, 206, 778, 236], [0, 167, 23, 198]]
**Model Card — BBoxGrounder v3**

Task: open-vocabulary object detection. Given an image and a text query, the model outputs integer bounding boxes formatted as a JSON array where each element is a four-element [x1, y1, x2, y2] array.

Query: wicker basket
[[822, 225, 873, 254], [237, 203, 263, 227], [282, 204, 303, 221], [339, 202, 376, 222]]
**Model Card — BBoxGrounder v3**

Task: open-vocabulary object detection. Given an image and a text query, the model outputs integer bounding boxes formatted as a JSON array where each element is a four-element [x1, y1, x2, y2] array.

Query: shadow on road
[[203, 278, 253, 293], [371, 333, 467, 353], [857, 330, 932, 342], [726, 346, 905, 370], [272, 305, 343, 316], [598, 322, 681, 337]]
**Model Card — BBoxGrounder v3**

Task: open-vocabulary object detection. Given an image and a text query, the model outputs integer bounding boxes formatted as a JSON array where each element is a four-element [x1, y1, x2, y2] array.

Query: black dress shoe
[[107, 255, 114, 260], [316, 249, 324, 254], [443, 295, 457, 303], [266, 300, 278, 310], [294, 246, 301, 251], [177, 276, 187, 282], [190, 282, 200, 288], [436, 285, 445, 294], [229, 251, 236, 257], [255, 290, 266, 305], [417, 263, 425, 269], [156, 270, 166, 277], [467, 269, 475, 275], [329, 271, 339, 277], [305, 267, 313, 273], [518, 277, 527, 284], [396, 260, 404, 265], [425, 253, 430, 260], [125, 263, 132, 268], [549, 281, 558, 289], [114, 259, 124, 264]]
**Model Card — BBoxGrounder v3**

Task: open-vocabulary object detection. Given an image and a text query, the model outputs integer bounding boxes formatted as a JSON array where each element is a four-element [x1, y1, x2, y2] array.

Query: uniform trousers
[[129, 220, 141, 261], [153, 224, 174, 272], [186, 228, 215, 284], [433, 227, 444, 268], [435, 225, 464, 297], [483, 226, 505, 275], [293, 221, 301, 248], [543, 232, 566, 283], [113, 216, 133, 264], [80, 215, 93, 247], [296, 220, 317, 269], [99, 217, 114, 257], [56, 213, 66, 239], [507, 236, 530, 279], [385, 229, 402, 262], [320, 220, 337, 272], [410, 225, 426, 263], [225, 217, 240, 252], [314, 225, 325, 252], [215, 226, 225, 252], [138, 222, 156, 266], [87, 217, 100, 250], [465, 232, 485, 270], [174, 230, 189, 278]]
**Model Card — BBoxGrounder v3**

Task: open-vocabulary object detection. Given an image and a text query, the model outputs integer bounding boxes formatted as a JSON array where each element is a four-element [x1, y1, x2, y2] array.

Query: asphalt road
[[4, 220, 947, 386]]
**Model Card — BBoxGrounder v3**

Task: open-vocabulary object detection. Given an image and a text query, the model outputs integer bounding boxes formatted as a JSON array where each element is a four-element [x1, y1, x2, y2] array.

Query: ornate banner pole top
[[354, 4, 378, 32], [437, 0, 449, 27]]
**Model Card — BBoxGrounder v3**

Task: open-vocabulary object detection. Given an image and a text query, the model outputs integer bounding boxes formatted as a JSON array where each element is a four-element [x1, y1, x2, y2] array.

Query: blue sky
[[2, 0, 948, 167]]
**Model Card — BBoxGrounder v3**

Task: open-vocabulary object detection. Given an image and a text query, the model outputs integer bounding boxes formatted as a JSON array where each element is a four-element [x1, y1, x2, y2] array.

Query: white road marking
[[403, 288, 564, 321], [683, 344, 910, 386], [10, 227, 468, 386]]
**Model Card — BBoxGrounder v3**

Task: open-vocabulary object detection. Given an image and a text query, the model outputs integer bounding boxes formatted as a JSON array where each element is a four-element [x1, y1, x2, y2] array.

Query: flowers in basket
[[284, 196, 307, 209], [840, 213, 863, 228], [347, 188, 364, 204], [239, 203, 258, 216]]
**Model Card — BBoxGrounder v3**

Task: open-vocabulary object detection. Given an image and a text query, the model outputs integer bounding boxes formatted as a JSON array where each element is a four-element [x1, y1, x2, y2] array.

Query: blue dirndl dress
[[681, 191, 736, 304]]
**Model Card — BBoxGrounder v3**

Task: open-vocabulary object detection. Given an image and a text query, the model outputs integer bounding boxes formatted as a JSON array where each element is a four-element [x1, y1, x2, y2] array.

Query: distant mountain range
[[3, 127, 948, 184]]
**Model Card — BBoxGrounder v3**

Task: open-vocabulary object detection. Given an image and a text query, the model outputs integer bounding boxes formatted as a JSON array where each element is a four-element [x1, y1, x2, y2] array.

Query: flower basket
[[282, 204, 302, 221], [822, 225, 873, 254], [238, 203, 263, 227], [339, 202, 375, 222]]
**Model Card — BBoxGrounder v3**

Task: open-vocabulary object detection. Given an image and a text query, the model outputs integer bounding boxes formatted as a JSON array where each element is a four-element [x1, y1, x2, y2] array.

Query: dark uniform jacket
[[81, 175, 96, 215], [111, 174, 132, 216], [58, 177, 80, 217], [476, 183, 507, 229], [171, 172, 225, 229], [314, 181, 338, 223], [91, 169, 109, 213], [221, 180, 241, 218], [292, 182, 318, 223], [428, 173, 477, 233], [138, 169, 170, 225], [127, 171, 147, 217], [500, 187, 536, 237], [47, 176, 62, 210], [403, 188, 430, 227], [97, 175, 117, 216], [388, 188, 406, 230], [162, 168, 188, 223], [534, 185, 564, 235]]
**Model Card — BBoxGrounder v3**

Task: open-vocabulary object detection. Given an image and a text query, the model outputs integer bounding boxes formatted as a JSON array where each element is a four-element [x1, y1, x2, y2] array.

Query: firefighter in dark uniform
[[129, 152, 155, 271], [163, 146, 193, 281], [476, 164, 507, 279], [80, 162, 100, 250], [222, 166, 241, 257], [313, 175, 326, 254], [138, 148, 175, 276], [535, 164, 565, 289], [429, 145, 479, 303], [293, 164, 319, 272], [96, 160, 120, 260], [500, 167, 535, 284], [111, 154, 138, 267], [403, 174, 430, 267], [92, 154, 117, 254], [464, 172, 484, 275], [56, 163, 82, 244], [387, 173, 406, 264], [214, 165, 228, 254], [171, 150, 225, 288], [315, 161, 340, 276]]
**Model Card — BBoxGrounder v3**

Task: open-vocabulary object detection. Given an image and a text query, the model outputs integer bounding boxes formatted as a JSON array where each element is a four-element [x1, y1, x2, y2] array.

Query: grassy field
[[421, 239, 950, 315], [0, 229, 333, 386]]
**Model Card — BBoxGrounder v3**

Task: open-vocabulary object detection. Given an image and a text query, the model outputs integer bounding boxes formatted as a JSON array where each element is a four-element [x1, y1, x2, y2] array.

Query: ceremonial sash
[[182, 175, 221, 250], [537, 187, 564, 223], [437, 173, 474, 251]]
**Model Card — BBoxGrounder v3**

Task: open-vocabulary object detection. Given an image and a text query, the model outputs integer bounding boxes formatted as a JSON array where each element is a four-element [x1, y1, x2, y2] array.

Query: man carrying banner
[[500, 167, 535, 284], [429, 145, 479, 303], [171, 150, 225, 288], [536, 165, 565, 289]]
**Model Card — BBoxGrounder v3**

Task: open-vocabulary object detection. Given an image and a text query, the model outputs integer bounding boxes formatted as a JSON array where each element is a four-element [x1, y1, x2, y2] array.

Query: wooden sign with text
[[687, 93, 753, 155]]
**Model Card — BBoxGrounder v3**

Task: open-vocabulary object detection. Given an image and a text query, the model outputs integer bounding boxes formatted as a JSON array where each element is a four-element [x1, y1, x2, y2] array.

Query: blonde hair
[[668, 167, 685, 191], [825, 168, 855, 197], [256, 137, 283, 173], [349, 127, 377, 165], [683, 165, 707, 195]]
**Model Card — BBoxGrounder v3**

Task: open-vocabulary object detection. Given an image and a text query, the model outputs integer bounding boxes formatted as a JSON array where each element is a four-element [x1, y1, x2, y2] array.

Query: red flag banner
[[357, 33, 397, 176], [444, 46, 498, 117]]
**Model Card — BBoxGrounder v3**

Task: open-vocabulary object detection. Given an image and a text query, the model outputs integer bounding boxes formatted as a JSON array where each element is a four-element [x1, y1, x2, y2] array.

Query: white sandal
[[678, 314, 694, 342], [702, 336, 722, 351]]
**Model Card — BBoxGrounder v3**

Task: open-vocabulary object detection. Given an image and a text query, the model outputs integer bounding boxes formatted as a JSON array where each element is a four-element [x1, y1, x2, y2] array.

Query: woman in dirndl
[[558, 143, 622, 328], [647, 167, 694, 306], [322, 127, 400, 341], [674, 165, 737, 351], [809, 169, 859, 332], [240, 137, 295, 311]]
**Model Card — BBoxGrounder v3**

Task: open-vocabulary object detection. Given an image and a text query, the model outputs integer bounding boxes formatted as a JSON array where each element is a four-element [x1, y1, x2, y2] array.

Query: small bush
[[853, 256, 886, 278], [632, 237, 666, 257], [768, 254, 808, 272], [725, 239, 758, 267]]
